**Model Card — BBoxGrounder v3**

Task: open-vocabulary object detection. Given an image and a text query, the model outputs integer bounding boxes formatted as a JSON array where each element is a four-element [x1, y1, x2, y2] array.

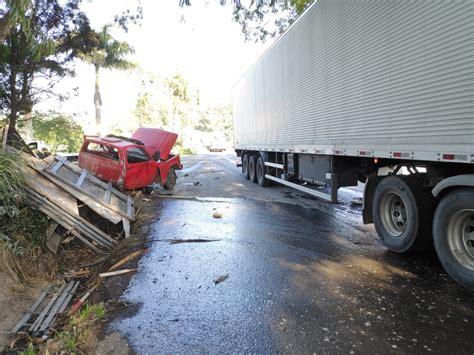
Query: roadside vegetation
[[0, 148, 53, 285]]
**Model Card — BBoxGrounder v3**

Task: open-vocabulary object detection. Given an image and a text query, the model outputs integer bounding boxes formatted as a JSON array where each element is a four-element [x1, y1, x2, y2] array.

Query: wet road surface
[[111, 153, 474, 354]]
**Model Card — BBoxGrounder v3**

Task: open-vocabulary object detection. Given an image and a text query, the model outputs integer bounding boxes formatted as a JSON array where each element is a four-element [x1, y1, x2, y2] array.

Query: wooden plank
[[12, 288, 50, 333], [26, 188, 114, 245], [30, 283, 67, 333], [24, 158, 124, 224], [27, 197, 102, 253], [39, 281, 77, 333], [104, 182, 112, 204], [46, 156, 134, 219], [58, 281, 80, 313], [50, 156, 66, 173], [25, 169, 79, 216], [76, 169, 88, 187]]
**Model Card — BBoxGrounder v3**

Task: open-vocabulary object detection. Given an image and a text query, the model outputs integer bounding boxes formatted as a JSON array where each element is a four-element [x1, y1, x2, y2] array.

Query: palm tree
[[81, 25, 135, 135]]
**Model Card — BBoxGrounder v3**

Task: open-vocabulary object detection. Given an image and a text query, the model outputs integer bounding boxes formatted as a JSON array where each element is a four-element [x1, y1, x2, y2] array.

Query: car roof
[[83, 136, 137, 148]]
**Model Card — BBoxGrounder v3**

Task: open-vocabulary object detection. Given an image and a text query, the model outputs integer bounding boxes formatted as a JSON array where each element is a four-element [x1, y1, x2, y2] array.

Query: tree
[[133, 73, 195, 132], [0, 0, 94, 133], [31, 111, 84, 152], [181, 0, 315, 42], [0, 0, 30, 42], [79, 25, 135, 136]]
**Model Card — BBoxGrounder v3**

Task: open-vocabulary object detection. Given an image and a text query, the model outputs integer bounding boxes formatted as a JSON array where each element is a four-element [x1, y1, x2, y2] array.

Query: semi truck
[[232, 0, 474, 290]]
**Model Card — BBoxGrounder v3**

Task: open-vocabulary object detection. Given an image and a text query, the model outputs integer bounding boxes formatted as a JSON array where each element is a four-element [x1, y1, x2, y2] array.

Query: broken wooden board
[[24, 167, 79, 217], [12, 281, 79, 337], [24, 155, 134, 237], [26, 188, 117, 252]]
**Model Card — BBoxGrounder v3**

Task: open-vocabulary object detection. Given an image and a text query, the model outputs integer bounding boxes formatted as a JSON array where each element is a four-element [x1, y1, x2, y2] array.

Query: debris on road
[[213, 211, 223, 218], [12, 281, 80, 337], [99, 269, 137, 278], [108, 249, 149, 271], [350, 197, 363, 206], [169, 239, 220, 244], [214, 274, 229, 285]]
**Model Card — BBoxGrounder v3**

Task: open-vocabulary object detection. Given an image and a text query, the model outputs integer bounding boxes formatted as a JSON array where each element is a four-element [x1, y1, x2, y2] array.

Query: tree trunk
[[94, 65, 102, 136], [24, 111, 33, 141], [0, 11, 12, 42]]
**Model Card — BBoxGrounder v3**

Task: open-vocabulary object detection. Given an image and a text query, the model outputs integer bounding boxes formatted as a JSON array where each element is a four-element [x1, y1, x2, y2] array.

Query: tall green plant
[[0, 149, 25, 218]]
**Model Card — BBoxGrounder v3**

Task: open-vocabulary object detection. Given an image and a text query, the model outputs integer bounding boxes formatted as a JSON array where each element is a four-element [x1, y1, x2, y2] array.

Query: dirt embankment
[[0, 192, 163, 354]]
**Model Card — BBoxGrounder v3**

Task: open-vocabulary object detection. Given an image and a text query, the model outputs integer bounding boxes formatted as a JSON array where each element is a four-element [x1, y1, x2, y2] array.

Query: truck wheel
[[164, 168, 177, 190], [373, 175, 434, 253], [433, 189, 474, 290], [256, 156, 269, 187], [248, 155, 257, 183], [242, 154, 250, 179]]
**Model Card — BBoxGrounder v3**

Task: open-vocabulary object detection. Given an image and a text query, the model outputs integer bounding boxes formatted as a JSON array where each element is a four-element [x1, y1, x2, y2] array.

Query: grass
[[20, 342, 36, 355], [0, 149, 25, 219], [54, 303, 106, 353], [0, 150, 54, 284]]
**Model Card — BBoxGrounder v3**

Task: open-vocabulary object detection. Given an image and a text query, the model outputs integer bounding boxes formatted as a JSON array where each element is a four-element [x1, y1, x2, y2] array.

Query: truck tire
[[248, 155, 257, 183], [372, 175, 434, 253], [164, 168, 177, 190], [256, 155, 269, 187], [433, 189, 474, 291], [242, 154, 250, 179]]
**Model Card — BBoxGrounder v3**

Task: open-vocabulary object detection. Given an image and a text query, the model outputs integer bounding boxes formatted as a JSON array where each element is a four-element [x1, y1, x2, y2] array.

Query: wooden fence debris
[[12, 281, 80, 337]]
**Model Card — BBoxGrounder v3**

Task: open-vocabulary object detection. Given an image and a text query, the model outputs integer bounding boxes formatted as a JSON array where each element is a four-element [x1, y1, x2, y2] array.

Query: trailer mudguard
[[432, 174, 474, 198]]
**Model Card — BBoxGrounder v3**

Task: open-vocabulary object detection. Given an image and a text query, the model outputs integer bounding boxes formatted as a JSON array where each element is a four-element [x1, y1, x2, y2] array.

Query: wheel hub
[[380, 192, 408, 237], [448, 210, 474, 270]]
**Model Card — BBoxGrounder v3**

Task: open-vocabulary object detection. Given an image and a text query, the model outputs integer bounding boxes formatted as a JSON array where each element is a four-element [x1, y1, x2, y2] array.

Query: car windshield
[[127, 147, 149, 164]]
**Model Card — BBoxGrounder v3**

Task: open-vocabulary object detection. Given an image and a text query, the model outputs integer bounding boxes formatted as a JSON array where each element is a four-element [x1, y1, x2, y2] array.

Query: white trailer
[[232, 0, 474, 290]]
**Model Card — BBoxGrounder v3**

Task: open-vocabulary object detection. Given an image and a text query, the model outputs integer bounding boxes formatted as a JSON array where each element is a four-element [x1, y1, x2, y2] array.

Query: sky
[[43, 0, 273, 134]]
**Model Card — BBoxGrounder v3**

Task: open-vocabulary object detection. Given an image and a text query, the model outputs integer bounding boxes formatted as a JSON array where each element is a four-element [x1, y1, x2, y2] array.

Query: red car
[[78, 128, 182, 191]]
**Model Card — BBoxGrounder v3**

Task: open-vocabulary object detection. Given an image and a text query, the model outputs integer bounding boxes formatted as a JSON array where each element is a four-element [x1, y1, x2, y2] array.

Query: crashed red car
[[78, 128, 182, 191]]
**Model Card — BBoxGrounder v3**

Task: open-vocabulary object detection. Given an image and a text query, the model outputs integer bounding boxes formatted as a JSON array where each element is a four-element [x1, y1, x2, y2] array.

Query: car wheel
[[164, 168, 177, 190]]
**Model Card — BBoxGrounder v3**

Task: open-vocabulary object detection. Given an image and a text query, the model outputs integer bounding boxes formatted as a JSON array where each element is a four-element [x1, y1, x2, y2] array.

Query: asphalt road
[[111, 152, 474, 354]]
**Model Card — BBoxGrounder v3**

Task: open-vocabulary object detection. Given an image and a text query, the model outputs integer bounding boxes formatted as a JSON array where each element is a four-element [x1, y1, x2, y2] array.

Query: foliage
[[20, 342, 36, 355], [181, 0, 315, 42], [78, 303, 106, 322], [56, 303, 106, 352], [0, 149, 25, 218], [0, 0, 31, 42], [134, 73, 193, 132], [79, 25, 136, 71], [194, 104, 233, 142], [0, 207, 51, 284], [31, 111, 84, 152], [57, 331, 77, 352], [0, 0, 95, 129]]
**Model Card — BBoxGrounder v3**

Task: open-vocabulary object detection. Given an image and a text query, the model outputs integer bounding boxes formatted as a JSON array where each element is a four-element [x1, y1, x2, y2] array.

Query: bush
[[0, 149, 25, 219], [32, 111, 84, 152]]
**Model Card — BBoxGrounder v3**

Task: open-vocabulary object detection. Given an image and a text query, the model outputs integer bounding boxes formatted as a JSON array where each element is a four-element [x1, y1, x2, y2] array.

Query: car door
[[123, 146, 156, 190]]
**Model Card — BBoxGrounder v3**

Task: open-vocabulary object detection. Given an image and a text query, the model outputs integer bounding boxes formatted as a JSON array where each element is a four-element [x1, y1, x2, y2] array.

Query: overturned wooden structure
[[23, 155, 136, 252]]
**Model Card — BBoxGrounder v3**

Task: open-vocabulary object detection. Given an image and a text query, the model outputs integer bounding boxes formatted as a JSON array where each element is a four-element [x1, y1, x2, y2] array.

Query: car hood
[[131, 127, 178, 160]]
